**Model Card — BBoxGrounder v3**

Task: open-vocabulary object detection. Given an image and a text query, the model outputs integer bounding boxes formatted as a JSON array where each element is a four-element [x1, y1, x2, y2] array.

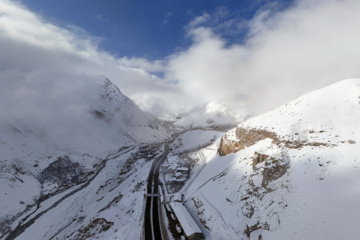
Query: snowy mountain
[[179, 79, 360, 239], [0, 75, 168, 239], [173, 101, 250, 130], [4, 76, 360, 240], [0, 75, 166, 153]]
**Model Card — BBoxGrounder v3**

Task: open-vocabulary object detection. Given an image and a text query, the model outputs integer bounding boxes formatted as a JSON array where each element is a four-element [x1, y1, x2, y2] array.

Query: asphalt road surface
[[144, 143, 169, 240]]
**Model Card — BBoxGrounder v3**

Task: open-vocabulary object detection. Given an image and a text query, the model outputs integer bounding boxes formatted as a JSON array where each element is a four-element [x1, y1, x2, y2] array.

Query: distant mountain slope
[[173, 101, 250, 129], [0, 75, 167, 237], [183, 79, 360, 239], [0, 75, 166, 155]]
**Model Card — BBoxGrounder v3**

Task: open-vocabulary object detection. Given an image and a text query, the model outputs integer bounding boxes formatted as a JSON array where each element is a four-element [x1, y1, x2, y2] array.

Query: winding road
[[144, 143, 169, 240]]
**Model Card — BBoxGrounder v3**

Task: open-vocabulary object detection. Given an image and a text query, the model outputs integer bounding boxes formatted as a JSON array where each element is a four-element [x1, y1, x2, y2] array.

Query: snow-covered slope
[[0, 75, 165, 154], [182, 79, 360, 239], [0, 75, 167, 239], [173, 101, 250, 130]]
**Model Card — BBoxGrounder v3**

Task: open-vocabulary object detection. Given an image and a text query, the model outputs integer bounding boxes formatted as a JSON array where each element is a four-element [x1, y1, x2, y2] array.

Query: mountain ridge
[[0, 75, 168, 238], [2, 78, 360, 239], [181, 78, 360, 239]]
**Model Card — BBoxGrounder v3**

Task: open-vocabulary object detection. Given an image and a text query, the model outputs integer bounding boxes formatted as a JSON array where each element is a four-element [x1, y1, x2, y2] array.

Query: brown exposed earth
[[218, 127, 330, 156]]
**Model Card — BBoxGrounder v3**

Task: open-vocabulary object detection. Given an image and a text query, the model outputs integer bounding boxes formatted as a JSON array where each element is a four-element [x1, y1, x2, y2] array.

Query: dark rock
[[39, 156, 88, 188], [74, 218, 114, 240]]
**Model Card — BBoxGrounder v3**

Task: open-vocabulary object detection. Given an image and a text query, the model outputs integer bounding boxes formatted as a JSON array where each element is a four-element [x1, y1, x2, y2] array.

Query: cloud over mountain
[[165, 0, 360, 113], [1, 0, 360, 115], [0, 0, 176, 115]]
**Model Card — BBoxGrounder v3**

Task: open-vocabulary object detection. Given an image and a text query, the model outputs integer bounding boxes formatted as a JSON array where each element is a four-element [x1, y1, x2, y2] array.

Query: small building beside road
[[176, 167, 189, 174], [170, 202, 204, 240]]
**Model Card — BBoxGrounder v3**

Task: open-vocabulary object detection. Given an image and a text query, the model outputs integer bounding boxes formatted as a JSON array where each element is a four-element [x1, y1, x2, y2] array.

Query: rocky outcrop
[[235, 128, 279, 145], [74, 218, 114, 240], [244, 221, 269, 238], [39, 156, 89, 190], [252, 152, 269, 170], [218, 128, 279, 156], [218, 127, 330, 156], [218, 136, 243, 156], [261, 159, 289, 191]]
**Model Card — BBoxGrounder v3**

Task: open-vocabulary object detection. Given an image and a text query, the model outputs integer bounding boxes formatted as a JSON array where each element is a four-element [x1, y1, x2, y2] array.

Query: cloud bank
[[0, 0, 177, 117], [1, 0, 360, 117], [166, 0, 360, 113]]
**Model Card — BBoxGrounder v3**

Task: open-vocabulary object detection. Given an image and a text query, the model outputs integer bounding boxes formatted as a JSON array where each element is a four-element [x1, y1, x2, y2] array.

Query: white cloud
[[2, 0, 360, 117], [117, 57, 165, 72], [188, 13, 211, 29], [0, 0, 177, 116], [166, 0, 360, 113]]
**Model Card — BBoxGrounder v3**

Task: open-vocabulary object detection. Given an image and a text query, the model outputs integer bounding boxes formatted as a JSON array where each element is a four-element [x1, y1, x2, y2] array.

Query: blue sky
[[20, 0, 294, 60], [2, 0, 360, 115]]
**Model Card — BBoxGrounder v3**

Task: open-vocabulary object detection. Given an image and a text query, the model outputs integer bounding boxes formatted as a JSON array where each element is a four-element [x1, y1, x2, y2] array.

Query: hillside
[[181, 79, 360, 239], [3, 77, 360, 240], [0, 75, 167, 239]]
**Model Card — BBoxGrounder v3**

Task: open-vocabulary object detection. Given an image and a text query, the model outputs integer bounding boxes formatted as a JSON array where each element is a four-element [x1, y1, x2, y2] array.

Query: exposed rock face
[[260, 158, 289, 192], [39, 156, 88, 189], [218, 127, 330, 156], [218, 136, 242, 156], [252, 152, 269, 170], [235, 128, 279, 145], [244, 221, 269, 238], [218, 128, 279, 156], [74, 218, 114, 240]]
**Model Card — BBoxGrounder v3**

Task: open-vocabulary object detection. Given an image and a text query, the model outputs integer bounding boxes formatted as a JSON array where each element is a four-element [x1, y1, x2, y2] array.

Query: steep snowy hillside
[[0, 75, 165, 153], [0, 75, 167, 239], [173, 101, 250, 130], [181, 79, 360, 239]]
